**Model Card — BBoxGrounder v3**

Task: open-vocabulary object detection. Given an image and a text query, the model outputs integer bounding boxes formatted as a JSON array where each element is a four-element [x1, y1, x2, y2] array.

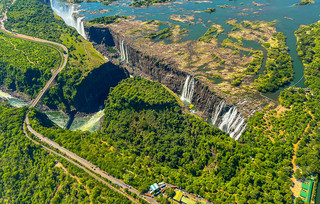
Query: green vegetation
[[198, 26, 222, 42], [294, 0, 314, 6], [0, 0, 12, 14], [144, 27, 172, 39], [255, 32, 294, 92], [245, 51, 263, 74], [89, 15, 128, 25], [204, 8, 216, 13], [5, 0, 105, 112], [0, 31, 60, 97], [179, 28, 188, 35], [294, 21, 320, 175], [28, 77, 312, 203], [130, 0, 173, 7], [0, 104, 132, 203]]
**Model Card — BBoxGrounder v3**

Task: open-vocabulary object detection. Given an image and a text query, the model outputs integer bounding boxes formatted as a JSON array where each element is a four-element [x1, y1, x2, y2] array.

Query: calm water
[[77, 0, 320, 98]]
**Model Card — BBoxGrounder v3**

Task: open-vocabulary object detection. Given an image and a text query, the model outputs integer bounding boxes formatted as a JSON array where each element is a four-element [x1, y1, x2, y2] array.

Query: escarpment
[[85, 23, 272, 140]]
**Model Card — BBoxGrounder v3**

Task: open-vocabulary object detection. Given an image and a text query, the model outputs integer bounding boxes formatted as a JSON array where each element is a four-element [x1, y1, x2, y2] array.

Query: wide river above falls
[[68, 0, 320, 99]]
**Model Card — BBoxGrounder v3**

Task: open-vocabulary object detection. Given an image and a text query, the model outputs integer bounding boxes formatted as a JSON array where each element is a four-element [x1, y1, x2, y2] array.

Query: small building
[[159, 182, 166, 189], [173, 191, 183, 203], [300, 190, 307, 198], [150, 183, 160, 194], [302, 182, 309, 190]]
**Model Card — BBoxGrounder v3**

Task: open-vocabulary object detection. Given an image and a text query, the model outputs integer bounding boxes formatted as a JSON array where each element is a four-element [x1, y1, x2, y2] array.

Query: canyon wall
[[85, 24, 248, 140], [86, 25, 226, 116]]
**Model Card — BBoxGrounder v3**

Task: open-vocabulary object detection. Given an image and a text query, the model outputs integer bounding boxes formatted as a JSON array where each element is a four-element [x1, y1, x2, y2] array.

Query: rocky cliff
[[85, 23, 270, 139], [85, 24, 229, 117]]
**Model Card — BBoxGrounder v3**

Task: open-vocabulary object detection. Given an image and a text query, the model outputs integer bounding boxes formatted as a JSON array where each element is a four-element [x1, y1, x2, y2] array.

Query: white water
[[210, 101, 247, 140], [50, 0, 87, 39], [45, 111, 69, 128], [79, 110, 104, 132], [0, 90, 29, 108], [119, 40, 129, 63], [211, 100, 225, 126], [181, 76, 195, 104]]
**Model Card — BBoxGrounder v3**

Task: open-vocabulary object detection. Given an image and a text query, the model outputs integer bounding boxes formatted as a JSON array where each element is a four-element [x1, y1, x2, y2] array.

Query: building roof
[[300, 190, 307, 198], [173, 191, 183, 202], [302, 182, 309, 190], [150, 183, 160, 192]]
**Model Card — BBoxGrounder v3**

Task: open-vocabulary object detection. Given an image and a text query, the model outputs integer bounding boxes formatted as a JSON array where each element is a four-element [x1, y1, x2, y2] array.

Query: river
[[0, 90, 103, 132], [51, 0, 320, 100]]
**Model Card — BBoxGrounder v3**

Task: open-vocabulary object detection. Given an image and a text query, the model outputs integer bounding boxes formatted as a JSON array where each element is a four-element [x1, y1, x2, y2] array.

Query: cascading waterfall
[[211, 102, 247, 140], [125, 44, 129, 63], [211, 100, 225, 126], [180, 76, 195, 104], [50, 0, 87, 40], [119, 40, 129, 63]]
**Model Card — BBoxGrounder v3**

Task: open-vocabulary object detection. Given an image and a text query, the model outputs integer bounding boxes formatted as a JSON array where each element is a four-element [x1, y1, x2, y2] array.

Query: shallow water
[[72, 0, 320, 99]]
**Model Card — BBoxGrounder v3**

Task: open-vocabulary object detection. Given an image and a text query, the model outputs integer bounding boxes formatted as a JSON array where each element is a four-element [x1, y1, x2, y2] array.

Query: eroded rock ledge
[[85, 22, 272, 122]]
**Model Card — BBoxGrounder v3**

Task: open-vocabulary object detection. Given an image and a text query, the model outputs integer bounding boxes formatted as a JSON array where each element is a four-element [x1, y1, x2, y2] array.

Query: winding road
[[1, 4, 157, 204]]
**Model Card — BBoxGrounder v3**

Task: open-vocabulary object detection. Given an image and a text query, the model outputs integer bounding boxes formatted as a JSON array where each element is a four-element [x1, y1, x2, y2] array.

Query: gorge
[[84, 23, 257, 140]]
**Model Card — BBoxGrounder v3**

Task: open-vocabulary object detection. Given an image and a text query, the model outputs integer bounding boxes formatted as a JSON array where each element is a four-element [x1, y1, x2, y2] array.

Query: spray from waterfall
[[210, 101, 247, 140], [181, 76, 195, 104], [50, 0, 87, 40]]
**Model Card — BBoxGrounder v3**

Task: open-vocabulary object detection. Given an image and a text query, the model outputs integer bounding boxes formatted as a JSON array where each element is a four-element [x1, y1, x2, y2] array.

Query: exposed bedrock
[[85, 24, 263, 139]]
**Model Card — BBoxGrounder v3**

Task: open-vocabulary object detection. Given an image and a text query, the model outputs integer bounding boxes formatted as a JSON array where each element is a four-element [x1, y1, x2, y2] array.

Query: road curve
[[1, 9, 68, 108], [25, 117, 157, 203], [1, 6, 157, 204], [22, 122, 139, 204]]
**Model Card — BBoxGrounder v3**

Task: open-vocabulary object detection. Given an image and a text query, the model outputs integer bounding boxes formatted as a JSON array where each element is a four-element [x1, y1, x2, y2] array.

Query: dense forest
[[256, 32, 294, 92], [0, 104, 132, 203], [0, 31, 60, 97], [294, 21, 320, 175], [4, 0, 106, 112], [29, 77, 318, 203], [1, 0, 320, 202]]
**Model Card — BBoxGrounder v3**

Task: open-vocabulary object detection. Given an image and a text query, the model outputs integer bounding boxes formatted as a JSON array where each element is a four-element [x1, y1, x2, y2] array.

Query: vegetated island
[[294, 0, 314, 6]]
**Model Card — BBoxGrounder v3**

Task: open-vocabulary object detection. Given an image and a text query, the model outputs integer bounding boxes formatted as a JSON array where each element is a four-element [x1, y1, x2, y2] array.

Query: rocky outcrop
[[85, 24, 271, 139], [85, 24, 230, 118]]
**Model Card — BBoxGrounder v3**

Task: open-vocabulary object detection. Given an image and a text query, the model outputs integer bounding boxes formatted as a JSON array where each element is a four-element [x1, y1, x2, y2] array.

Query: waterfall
[[125, 44, 129, 63], [119, 40, 129, 63], [211, 100, 225, 126], [210, 101, 247, 140], [50, 0, 87, 40], [181, 76, 195, 104]]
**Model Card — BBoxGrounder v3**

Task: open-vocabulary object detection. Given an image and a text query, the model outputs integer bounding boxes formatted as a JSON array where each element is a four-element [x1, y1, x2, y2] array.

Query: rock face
[[85, 24, 263, 139], [73, 61, 128, 113], [86, 25, 227, 116]]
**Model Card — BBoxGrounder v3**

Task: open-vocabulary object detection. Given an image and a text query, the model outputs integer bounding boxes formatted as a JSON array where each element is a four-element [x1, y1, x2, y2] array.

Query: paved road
[[1, 5, 157, 204], [22, 122, 139, 204], [1, 5, 208, 204], [25, 117, 157, 204], [1, 8, 68, 108]]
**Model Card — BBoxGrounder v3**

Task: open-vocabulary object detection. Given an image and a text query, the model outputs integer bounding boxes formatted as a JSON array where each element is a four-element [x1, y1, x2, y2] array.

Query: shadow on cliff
[[73, 62, 128, 113]]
